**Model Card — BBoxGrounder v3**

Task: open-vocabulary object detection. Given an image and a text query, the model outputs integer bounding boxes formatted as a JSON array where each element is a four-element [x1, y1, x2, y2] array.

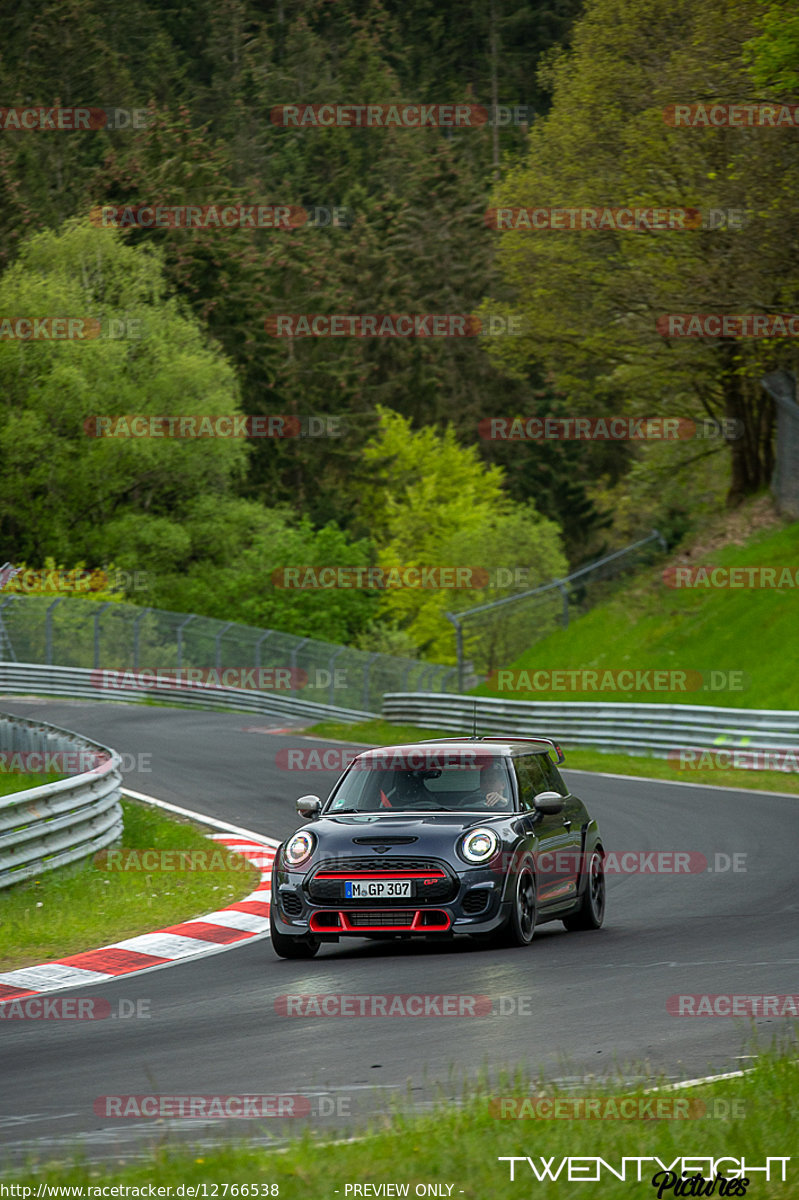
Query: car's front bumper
[[270, 861, 511, 937]]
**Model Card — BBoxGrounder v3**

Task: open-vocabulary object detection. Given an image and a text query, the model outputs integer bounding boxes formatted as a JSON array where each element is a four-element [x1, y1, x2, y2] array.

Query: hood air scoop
[[351, 836, 419, 846]]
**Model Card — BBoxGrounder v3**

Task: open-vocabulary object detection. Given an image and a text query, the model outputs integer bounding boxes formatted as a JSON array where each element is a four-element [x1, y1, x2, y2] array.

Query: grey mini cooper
[[269, 735, 605, 958]]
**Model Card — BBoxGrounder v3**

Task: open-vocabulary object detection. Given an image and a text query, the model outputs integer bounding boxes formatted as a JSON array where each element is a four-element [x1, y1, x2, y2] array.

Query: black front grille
[[347, 910, 415, 927], [308, 857, 456, 903], [280, 892, 302, 916], [309, 877, 453, 902]]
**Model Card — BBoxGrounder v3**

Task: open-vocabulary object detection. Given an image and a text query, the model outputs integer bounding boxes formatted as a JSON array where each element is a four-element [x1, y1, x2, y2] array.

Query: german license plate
[[344, 879, 413, 899]]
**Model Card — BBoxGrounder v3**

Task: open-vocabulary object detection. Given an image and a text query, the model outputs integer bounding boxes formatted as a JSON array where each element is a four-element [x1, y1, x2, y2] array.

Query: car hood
[[295, 811, 513, 854]]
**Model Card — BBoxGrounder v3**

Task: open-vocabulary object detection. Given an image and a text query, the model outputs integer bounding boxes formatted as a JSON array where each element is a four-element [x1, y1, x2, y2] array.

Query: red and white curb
[[0, 790, 281, 1005]]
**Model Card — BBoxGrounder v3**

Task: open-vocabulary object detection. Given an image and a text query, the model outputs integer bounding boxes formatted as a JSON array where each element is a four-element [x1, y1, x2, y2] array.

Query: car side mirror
[[533, 790, 565, 815], [296, 795, 322, 819]]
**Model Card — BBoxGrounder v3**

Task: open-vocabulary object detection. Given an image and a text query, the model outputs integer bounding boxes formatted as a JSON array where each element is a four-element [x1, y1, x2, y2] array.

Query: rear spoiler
[[418, 735, 566, 765]]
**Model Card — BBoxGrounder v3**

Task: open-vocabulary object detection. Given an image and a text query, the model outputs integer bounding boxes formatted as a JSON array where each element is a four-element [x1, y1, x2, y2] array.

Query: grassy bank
[[0, 798, 260, 972], [0, 770, 65, 797], [474, 521, 799, 710]]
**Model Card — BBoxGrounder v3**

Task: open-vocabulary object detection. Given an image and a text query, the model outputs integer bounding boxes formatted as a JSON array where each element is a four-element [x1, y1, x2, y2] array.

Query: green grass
[[473, 521, 799, 709], [7, 1050, 797, 1196], [0, 771, 65, 797], [0, 799, 260, 972], [303, 719, 799, 794]]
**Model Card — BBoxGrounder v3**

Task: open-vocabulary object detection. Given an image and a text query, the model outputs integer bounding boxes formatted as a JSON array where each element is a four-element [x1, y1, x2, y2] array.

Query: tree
[[0, 219, 246, 560], [353, 408, 567, 660], [484, 0, 799, 505]]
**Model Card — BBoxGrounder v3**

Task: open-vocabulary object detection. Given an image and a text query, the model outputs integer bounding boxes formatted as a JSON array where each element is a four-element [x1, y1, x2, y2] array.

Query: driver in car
[[477, 761, 513, 810]]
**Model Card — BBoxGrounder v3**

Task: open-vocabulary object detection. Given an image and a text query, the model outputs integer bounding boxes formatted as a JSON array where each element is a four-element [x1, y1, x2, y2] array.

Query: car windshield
[[325, 752, 515, 814]]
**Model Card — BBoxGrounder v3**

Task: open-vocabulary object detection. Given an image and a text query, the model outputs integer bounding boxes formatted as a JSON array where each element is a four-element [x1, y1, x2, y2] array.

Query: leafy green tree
[[484, 0, 799, 505], [0, 219, 246, 560], [352, 408, 566, 660], [745, 1, 799, 90]]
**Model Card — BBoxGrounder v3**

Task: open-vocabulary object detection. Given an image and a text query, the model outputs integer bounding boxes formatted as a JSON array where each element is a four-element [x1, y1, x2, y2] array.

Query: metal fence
[[446, 530, 667, 688], [0, 712, 123, 889], [763, 369, 799, 519], [382, 693, 799, 758], [0, 596, 460, 712]]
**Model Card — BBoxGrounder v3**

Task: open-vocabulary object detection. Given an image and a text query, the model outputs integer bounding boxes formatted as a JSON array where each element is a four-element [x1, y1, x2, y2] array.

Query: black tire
[[270, 916, 320, 959], [497, 857, 537, 947], [563, 848, 605, 931]]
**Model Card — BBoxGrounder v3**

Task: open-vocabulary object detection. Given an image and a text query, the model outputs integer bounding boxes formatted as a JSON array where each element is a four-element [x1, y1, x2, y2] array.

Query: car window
[[513, 754, 550, 811], [326, 754, 513, 812]]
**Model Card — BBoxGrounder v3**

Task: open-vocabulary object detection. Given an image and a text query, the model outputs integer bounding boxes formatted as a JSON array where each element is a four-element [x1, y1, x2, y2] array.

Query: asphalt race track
[[1, 697, 797, 1166]]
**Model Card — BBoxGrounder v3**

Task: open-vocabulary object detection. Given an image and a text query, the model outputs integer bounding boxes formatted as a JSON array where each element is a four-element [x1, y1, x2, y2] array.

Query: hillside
[[475, 505, 799, 710]]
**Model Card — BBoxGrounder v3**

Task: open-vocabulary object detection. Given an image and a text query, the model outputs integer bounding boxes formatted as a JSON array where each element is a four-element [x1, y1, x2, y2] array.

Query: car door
[[513, 753, 581, 907]]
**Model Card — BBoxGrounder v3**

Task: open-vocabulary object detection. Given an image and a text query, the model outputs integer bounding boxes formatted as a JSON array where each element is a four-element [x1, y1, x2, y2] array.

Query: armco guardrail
[[0, 663, 376, 723], [0, 712, 123, 890], [382, 693, 799, 757]]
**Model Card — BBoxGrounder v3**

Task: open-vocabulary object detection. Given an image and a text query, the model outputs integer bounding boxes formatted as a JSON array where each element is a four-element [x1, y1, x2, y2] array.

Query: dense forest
[[1, 0, 797, 660]]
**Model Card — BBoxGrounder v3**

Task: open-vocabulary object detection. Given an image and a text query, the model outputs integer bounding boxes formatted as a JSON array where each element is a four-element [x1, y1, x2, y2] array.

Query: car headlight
[[460, 827, 500, 864], [283, 831, 315, 867]]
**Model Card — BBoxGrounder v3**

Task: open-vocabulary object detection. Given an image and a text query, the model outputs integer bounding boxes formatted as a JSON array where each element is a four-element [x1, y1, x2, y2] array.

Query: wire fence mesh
[[447, 530, 667, 686], [0, 597, 460, 712]]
